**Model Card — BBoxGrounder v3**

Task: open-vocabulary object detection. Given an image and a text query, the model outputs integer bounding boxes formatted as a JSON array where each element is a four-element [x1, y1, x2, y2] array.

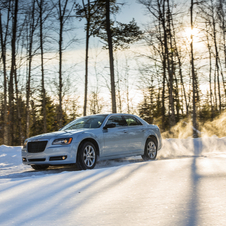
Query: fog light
[[49, 156, 67, 161], [23, 158, 27, 162]]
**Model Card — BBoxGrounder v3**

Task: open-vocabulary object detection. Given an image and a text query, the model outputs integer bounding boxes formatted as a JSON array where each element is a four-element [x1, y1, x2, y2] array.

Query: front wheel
[[77, 141, 97, 170], [31, 165, 49, 170], [142, 138, 158, 161]]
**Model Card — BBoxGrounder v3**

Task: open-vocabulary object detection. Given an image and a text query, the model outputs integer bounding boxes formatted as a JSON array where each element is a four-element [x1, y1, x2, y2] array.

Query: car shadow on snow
[[0, 165, 79, 179], [0, 156, 145, 179]]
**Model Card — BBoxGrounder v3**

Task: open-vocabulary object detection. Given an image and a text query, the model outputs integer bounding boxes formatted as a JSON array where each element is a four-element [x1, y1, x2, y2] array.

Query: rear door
[[123, 115, 145, 154]]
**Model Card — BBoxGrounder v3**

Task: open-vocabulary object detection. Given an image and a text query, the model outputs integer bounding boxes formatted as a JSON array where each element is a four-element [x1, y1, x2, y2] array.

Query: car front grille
[[27, 141, 48, 153]]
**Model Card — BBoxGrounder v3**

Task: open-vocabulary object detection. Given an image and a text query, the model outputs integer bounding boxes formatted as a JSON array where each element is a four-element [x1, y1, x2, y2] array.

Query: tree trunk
[[83, 0, 90, 116], [171, 18, 188, 116], [214, 69, 217, 110], [14, 70, 23, 145], [190, 0, 198, 138], [206, 22, 214, 120], [219, 0, 226, 68], [115, 54, 122, 113], [83, 1, 90, 116], [211, 0, 221, 112], [0, 10, 9, 145], [9, 0, 19, 145], [157, 5, 166, 130], [166, 0, 176, 127], [106, 0, 116, 113], [58, 0, 69, 128], [26, 0, 36, 138], [161, 59, 166, 130], [59, 11, 63, 128], [39, 0, 47, 133]]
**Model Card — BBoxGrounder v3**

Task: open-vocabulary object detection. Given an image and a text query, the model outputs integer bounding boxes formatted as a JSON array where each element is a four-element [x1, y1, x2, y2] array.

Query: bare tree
[[0, 1, 11, 145], [26, 0, 37, 138], [138, 0, 179, 129], [36, 0, 53, 133], [54, 0, 74, 128], [8, 0, 19, 145], [82, 0, 90, 116], [106, 0, 117, 113], [75, 0, 103, 116], [190, 0, 198, 138]]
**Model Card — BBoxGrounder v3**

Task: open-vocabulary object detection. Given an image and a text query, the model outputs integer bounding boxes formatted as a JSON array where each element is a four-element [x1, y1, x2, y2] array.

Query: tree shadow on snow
[[0, 160, 148, 226]]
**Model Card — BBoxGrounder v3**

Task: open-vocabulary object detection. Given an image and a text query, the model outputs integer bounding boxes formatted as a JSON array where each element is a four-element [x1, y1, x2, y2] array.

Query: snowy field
[[1, 137, 226, 226]]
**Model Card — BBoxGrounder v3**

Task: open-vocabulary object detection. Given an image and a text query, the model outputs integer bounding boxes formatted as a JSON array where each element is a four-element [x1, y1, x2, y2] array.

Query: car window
[[62, 115, 107, 130], [124, 115, 143, 126], [106, 116, 127, 127]]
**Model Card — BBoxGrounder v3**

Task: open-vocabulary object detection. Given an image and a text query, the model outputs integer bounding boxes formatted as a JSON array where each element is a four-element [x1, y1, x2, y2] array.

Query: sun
[[184, 27, 199, 39]]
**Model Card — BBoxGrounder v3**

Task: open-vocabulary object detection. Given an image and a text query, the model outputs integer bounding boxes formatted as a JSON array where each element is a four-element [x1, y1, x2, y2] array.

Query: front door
[[102, 115, 130, 157]]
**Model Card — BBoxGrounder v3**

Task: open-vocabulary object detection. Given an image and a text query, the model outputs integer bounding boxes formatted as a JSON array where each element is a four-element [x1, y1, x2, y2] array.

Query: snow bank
[[0, 145, 22, 167], [0, 145, 31, 178], [159, 136, 226, 159]]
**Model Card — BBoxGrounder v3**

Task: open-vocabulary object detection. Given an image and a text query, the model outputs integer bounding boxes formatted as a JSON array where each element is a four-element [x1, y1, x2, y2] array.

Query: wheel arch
[[142, 135, 158, 161], [77, 138, 100, 161], [147, 135, 158, 148]]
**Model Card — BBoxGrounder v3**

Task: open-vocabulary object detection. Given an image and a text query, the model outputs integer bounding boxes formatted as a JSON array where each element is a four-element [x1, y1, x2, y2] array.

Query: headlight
[[23, 140, 28, 148], [52, 138, 73, 145]]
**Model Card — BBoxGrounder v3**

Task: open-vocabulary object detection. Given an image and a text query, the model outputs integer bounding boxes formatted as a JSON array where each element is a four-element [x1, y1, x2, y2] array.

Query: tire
[[142, 138, 158, 161], [77, 141, 97, 170], [31, 165, 49, 170]]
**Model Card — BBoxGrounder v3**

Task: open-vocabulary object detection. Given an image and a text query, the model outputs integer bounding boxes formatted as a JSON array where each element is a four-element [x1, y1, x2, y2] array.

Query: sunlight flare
[[185, 27, 199, 38]]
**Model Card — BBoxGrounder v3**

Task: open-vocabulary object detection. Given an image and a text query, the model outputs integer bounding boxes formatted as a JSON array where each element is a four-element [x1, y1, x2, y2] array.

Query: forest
[[0, 0, 226, 146]]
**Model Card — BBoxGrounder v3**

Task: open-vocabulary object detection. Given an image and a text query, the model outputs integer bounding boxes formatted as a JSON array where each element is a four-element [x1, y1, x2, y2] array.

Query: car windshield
[[61, 115, 107, 130]]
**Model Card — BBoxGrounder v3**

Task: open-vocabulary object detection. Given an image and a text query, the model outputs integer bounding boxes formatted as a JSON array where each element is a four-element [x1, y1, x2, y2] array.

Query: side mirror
[[103, 123, 116, 130]]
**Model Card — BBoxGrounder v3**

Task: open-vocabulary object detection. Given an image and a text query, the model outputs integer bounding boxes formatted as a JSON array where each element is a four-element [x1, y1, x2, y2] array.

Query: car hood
[[27, 128, 93, 141]]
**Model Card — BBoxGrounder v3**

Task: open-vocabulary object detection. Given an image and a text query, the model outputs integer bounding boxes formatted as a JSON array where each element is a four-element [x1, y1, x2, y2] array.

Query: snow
[[0, 137, 226, 226]]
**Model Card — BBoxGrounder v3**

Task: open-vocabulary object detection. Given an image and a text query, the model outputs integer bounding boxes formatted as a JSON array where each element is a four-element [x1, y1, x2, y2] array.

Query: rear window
[[124, 115, 143, 126], [106, 115, 127, 127]]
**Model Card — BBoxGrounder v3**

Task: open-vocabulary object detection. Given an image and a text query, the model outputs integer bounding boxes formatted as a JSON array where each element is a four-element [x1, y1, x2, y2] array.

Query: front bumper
[[22, 142, 79, 165]]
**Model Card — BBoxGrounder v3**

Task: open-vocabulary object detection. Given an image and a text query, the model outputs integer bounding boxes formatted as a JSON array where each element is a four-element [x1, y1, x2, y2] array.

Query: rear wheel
[[31, 165, 49, 170], [77, 141, 97, 170], [142, 138, 158, 160]]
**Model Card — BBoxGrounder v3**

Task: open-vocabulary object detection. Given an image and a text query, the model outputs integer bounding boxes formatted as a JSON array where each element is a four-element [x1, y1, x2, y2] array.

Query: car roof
[[84, 113, 142, 118], [105, 113, 138, 117]]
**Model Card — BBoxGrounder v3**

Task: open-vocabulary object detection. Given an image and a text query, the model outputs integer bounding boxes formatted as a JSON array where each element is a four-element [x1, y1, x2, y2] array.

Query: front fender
[[74, 130, 103, 157]]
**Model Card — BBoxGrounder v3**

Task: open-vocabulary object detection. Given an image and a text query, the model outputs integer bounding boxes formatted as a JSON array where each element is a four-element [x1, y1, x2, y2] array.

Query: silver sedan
[[22, 113, 162, 170]]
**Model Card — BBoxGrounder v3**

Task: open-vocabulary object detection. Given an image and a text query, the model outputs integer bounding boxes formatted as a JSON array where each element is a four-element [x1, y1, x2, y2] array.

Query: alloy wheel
[[83, 145, 96, 167], [147, 141, 157, 159]]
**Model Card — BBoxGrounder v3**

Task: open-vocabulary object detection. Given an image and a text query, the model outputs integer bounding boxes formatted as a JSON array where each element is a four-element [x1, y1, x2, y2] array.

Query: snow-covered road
[[1, 138, 226, 226]]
